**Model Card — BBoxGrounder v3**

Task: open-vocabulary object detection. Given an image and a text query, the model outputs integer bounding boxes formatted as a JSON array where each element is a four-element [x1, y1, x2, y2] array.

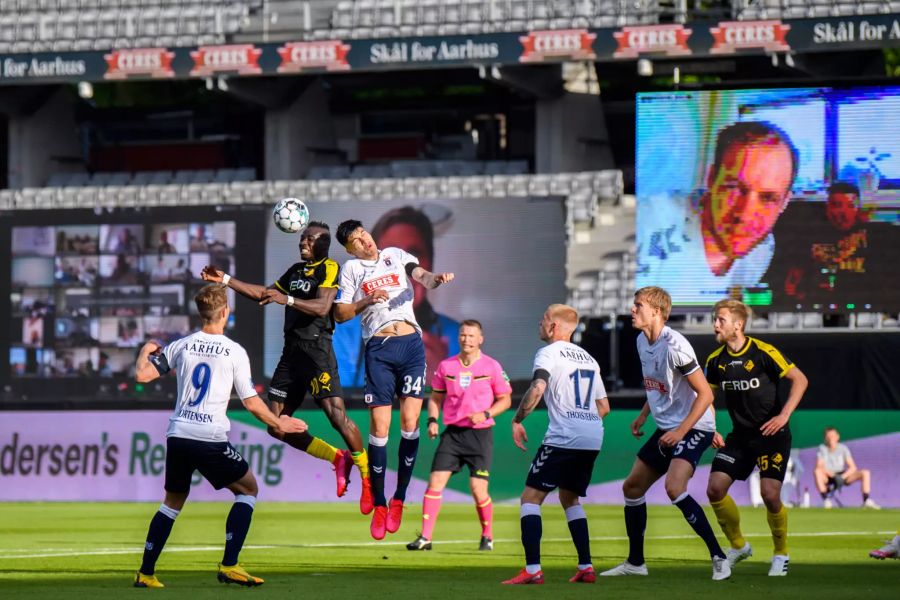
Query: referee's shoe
[[406, 534, 432, 551]]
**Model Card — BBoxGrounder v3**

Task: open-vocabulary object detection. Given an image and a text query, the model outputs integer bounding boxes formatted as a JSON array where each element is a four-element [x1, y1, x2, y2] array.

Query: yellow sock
[[767, 505, 788, 555], [352, 450, 369, 478], [710, 495, 746, 549], [306, 437, 338, 463]]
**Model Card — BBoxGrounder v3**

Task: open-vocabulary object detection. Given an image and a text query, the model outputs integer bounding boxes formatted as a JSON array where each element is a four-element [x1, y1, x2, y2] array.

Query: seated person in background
[[814, 426, 880, 509]]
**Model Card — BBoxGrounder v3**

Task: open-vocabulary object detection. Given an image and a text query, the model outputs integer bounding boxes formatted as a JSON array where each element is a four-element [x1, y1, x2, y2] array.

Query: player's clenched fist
[[201, 265, 224, 282]]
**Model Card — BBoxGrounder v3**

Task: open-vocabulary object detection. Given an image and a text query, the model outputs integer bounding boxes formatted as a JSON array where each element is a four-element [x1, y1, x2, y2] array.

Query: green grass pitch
[[0, 502, 895, 599]]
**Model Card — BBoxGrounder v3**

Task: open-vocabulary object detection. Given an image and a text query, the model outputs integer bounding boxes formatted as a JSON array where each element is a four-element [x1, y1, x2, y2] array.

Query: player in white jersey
[[602, 286, 730, 581], [334, 219, 454, 540], [132, 284, 306, 589], [502, 304, 610, 585]]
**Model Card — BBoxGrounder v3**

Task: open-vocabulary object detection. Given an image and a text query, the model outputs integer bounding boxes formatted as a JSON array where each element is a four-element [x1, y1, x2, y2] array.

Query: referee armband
[[532, 369, 550, 383]]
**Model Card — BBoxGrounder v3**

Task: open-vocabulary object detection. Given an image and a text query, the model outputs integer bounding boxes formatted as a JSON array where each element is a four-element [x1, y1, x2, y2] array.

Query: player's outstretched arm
[[409, 265, 454, 289], [760, 366, 808, 436], [135, 341, 163, 383], [200, 265, 269, 302], [660, 369, 714, 447], [259, 286, 337, 317], [241, 394, 308, 434]]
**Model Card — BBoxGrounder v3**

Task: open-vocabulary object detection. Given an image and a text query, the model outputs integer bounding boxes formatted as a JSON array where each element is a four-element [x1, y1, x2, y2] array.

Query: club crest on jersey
[[459, 372, 472, 389], [744, 359, 755, 372]]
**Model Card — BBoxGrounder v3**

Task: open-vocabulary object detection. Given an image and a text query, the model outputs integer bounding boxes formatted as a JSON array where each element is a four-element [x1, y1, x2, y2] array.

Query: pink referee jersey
[[431, 353, 512, 429]]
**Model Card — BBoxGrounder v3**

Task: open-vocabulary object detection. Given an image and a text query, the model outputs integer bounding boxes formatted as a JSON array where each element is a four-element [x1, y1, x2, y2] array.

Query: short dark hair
[[307, 220, 330, 231], [713, 121, 799, 182], [336, 220, 363, 246], [459, 319, 483, 331], [371, 206, 434, 260], [828, 182, 860, 199]]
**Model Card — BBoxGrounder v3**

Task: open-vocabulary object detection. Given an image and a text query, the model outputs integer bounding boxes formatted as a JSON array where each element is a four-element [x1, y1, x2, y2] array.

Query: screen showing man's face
[[707, 140, 793, 257]]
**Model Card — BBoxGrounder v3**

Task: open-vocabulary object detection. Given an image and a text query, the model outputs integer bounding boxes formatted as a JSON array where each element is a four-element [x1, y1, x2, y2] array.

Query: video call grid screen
[[10, 220, 236, 379]]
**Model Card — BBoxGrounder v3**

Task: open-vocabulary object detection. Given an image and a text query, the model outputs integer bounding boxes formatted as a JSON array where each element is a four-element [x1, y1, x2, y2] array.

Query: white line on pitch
[[0, 531, 893, 560]]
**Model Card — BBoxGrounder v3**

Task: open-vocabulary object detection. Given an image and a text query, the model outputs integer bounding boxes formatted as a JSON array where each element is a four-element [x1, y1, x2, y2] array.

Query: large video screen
[[264, 197, 566, 386], [9, 217, 236, 379], [636, 86, 900, 311]]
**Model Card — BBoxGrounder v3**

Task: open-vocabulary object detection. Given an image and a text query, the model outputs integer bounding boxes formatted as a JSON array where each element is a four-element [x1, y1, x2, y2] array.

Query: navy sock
[[140, 506, 178, 575], [521, 504, 543, 567], [369, 436, 388, 507], [566, 505, 591, 566], [624, 498, 647, 566], [674, 493, 725, 559], [222, 496, 255, 566], [393, 431, 420, 502]]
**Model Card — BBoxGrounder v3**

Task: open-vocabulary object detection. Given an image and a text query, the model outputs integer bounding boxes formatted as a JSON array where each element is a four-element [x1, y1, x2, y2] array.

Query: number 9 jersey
[[533, 341, 607, 451], [151, 331, 257, 443]]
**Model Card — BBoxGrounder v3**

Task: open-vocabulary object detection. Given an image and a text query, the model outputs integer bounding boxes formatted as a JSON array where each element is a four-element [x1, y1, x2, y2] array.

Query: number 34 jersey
[[151, 331, 257, 443], [534, 341, 607, 451]]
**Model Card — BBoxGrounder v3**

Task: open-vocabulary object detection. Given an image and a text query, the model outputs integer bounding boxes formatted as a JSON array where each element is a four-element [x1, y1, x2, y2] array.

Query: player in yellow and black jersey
[[704, 299, 808, 578], [201, 222, 371, 513]]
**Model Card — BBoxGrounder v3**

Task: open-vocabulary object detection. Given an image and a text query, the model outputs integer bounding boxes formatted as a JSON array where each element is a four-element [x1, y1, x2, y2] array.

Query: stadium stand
[[733, 0, 900, 20]]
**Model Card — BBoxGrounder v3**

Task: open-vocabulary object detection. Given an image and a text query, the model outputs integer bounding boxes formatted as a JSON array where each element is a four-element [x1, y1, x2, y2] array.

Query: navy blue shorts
[[165, 436, 249, 493], [364, 332, 427, 407], [525, 444, 599, 497], [636, 427, 714, 473]]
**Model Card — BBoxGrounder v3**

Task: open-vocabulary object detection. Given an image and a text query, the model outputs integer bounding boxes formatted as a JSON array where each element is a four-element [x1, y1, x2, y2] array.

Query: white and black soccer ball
[[273, 198, 310, 234]]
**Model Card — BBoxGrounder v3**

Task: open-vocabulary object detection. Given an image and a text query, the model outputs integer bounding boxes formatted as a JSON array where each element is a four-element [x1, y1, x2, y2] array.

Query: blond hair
[[713, 298, 751, 332], [194, 283, 228, 323], [634, 286, 672, 321], [547, 303, 579, 329]]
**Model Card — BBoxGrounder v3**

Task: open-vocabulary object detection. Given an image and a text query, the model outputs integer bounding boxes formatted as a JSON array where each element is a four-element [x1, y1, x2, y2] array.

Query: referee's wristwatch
[[483, 410, 491, 421]]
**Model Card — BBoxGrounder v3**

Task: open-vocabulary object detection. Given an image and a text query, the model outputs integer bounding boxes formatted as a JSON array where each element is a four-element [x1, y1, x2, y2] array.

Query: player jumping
[[201, 222, 370, 512], [334, 220, 454, 539]]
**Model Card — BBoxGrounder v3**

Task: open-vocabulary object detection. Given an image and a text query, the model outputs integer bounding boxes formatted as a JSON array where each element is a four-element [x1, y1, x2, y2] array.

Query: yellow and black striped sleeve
[[752, 338, 794, 378], [319, 259, 339, 289]]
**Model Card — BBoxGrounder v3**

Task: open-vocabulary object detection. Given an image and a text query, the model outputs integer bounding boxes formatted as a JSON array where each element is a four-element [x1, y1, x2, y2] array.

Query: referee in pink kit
[[407, 319, 512, 551]]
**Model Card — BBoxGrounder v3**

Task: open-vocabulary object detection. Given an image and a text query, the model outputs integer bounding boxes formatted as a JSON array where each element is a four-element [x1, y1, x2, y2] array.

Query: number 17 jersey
[[534, 341, 607, 451], [152, 331, 257, 443]]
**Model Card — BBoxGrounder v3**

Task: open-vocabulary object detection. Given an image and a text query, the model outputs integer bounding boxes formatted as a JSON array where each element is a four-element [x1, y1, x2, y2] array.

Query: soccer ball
[[273, 198, 310, 234]]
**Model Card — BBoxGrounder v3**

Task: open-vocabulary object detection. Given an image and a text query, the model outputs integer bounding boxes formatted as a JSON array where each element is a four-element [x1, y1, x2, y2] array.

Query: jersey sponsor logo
[[643, 377, 669, 393], [290, 279, 312, 293], [361, 273, 401, 295], [185, 342, 231, 356], [721, 378, 761, 391], [559, 348, 593, 363]]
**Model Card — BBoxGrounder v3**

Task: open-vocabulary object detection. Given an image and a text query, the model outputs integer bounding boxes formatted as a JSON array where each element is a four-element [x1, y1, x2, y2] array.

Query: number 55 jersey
[[151, 331, 257, 442], [533, 341, 607, 451]]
